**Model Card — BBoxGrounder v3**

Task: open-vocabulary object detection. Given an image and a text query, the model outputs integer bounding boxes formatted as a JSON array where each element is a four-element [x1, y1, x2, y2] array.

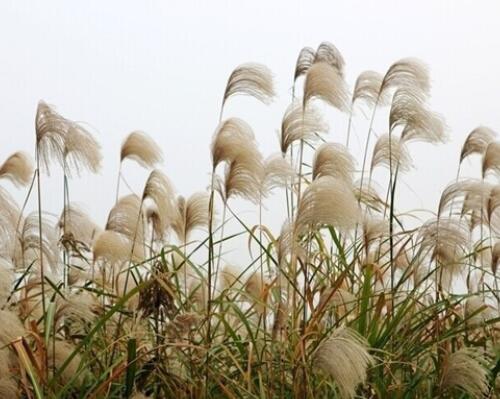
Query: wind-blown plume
[[438, 179, 490, 217], [0, 152, 33, 187], [59, 203, 101, 246], [482, 141, 500, 177], [211, 118, 258, 169], [354, 178, 385, 212], [303, 62, 350, 111], [222, 63, 275, 106], [460, 126, 497, 162], [171, 192, 209, 243], [417, 218, 469, 283], [217, 155, 264, 204], [0, 187, 21, 257], [313, 327, 373, 399], [93, 230, 142, 265], [440, 348, 488, 398], [464, 296, 496, 326], [143, 170, 176, 235], [0, 258, 14, 306], [106, 194, 144, 243], [261, 153, 295, 194], [294, 47, 316, 82], [314, 42, 345, 77], [380, 58, 430, 96], [280, 101, 328, 155], [64, 124, 102, 175], [352, 71, 388, 107], [312, 143, 355, 183], [295, 177, 359, 235], [370, 134, 412, 173], [120, 131, 163, 169], [35, 101, 69, 172]]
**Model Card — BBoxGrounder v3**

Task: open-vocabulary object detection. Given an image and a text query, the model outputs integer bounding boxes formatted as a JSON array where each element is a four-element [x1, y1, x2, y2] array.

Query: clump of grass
[[0, 42, 499, 399]]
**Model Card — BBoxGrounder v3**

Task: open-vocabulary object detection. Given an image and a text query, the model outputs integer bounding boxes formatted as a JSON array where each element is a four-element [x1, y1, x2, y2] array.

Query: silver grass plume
[[35, 101, 69, 172], [440, 348, 488, 398], [314, 42, 345, 77], [106, 194, 145, 243], [295, 176, 360, 235], [261, 153, 296, 195], [303, 62, 350, 112], [390, 89, 447, 144], [313, 327, 373, 399], [482, 141, 500, 177], [222, 63, 275, 106], [438, 179, 491, 217], [59, 203, 101, 246], [217, 155, 264, 204], [0, 187, 21, 258], [0, 151, 33, 187], [294, 47, 316, 82], [171, 192, 210, 243], [120, 131, 163, 168], [143, 169, 176, 236], [352, 71, 389, 107], [371, 134, 412, 173], [64, 124, 102, 175], [460, 126, 497, 163], [380, 58, 430, 96], [280, 101, 328, 155], [93, 230, 142, 265], [211, 118, 258, 169], [312, 143, 355, 183]]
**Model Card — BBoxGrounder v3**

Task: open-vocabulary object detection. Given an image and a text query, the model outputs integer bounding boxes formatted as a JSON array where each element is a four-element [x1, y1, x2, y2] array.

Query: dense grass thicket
[[1, 42, 500, 398]]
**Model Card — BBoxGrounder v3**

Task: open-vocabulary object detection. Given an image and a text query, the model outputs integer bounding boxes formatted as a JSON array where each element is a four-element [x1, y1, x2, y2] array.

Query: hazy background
[[1, 0, 499, 264]]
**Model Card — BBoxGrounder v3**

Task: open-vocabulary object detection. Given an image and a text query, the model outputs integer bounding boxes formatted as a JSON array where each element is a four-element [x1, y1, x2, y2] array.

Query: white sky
[[1, 1, 500, 265]]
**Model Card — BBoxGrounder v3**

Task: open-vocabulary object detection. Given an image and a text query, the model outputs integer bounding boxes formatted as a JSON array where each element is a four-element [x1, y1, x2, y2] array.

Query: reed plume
[[222, 63, 275, 106], [482, 141, 500, 177], [64, 124, 102, 175], [371, 134, 412, 173], [314, 41, 345, 77], [440, 348, 488, 398], [303, 62, 350, 111], [120, 131, 163, 168], [280, 101, 328, 155], [461, 126, 497, 162], [0, 152, 33, 187], [171, 192, 209, 243], [294, 47, 316, 82], [312, 143, 355, 183], [313, 327, 373, 399], [143, 169, 176, 235]]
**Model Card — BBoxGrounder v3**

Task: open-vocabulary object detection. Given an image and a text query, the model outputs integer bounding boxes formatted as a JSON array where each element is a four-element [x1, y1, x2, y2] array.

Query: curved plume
[[280, 101, 328, 155], [370, 134, 412, 173], [294, 47, 316, 81], [120, 131, 163, 168], [64, 124, 102, 175], [143, 170, 176, 235], [352, 70, 388, 107], [389, 89, 446, 144], [361, 216, 389, 252], [488, 185, 500, 225], [440, 348, 488, 398], [171, 192, 209, 243], [59, 203, 101, 246], [93, 230, 142, 265], [312, 143, 355, 182], [482, 141, 500, 177], [380, 58, 430, 96], [0, 152, 33, 187], [460, 126, 497, 162], [313, 327, 373, 399], [222, 63, 275, 106], [261, 153, 295, 194], [35, 101, 69, 172], [295, 176, 359, 234], [303, 62, 350, 111], [417, 218, 469, 281], [354, 178, 385, 212], [438, 179, 490, 217], [314, 42, 345, 77], [17, 211, 59, 272], [211, 118, 258, 169], [217, 155, 264, 204], [106, 194, 145, 243], [0, 187, 21, 258]]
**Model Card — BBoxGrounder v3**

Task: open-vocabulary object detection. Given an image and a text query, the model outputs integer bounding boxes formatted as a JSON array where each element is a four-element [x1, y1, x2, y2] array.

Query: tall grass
[[0, 41, 499, 398]]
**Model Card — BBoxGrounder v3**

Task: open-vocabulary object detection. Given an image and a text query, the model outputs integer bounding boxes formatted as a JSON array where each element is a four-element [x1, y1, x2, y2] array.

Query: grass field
[[0, 41, 499, 398]]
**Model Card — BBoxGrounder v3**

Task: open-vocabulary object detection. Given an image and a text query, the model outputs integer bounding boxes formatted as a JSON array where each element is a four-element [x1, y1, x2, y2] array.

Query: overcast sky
[[1, 1, 500, 258]]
